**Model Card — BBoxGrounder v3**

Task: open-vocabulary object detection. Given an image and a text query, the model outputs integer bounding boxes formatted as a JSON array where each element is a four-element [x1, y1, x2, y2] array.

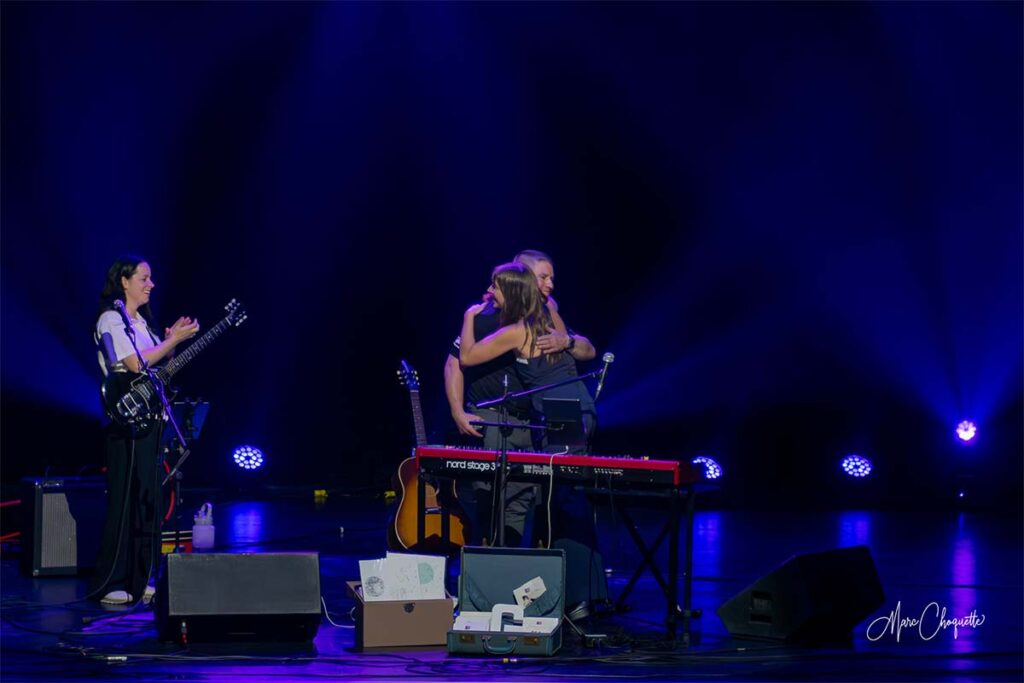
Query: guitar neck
[[408, 390, 428, 447], [157, 317, 232, 383]]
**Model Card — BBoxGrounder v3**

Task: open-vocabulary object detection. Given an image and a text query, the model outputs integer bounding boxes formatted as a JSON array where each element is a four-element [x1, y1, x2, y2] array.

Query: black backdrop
[[2, 2, 1021, 509]]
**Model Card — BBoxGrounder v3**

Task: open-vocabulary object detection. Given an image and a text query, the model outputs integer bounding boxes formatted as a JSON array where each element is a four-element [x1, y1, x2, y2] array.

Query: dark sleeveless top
[[515, 354, 596, 416]]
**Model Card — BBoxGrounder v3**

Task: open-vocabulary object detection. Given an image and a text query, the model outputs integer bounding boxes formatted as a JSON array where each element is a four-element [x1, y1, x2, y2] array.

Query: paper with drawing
[[358, 552, 446, 602]]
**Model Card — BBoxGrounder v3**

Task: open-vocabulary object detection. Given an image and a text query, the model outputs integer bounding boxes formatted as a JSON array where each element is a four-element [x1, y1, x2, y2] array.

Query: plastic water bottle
[[192, 502, 215, 551]]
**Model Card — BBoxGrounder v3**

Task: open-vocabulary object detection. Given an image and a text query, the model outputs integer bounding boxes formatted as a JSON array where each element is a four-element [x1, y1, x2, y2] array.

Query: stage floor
[[2, 494, 1021, 681]]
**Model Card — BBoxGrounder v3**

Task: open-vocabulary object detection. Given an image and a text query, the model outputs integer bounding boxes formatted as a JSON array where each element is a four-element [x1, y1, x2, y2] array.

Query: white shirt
[[96, 310, 160, 374]]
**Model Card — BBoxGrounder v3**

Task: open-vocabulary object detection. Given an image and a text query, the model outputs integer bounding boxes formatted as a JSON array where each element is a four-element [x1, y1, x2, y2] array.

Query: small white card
[[453, 611, 491, 631], [503, 617, 560, 634], [513, 576, 547, 607]]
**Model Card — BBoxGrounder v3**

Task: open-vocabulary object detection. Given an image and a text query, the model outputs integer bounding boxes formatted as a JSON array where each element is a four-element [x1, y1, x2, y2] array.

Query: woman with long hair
[[459, 261, 597, 450], [459, 262, 549, 366], [91, 255, 198, 604]]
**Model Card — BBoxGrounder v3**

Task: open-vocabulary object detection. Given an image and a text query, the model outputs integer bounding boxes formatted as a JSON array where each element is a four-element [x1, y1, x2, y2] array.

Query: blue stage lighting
[[955, 420, 977, 443], [233, 445, 265, 471], [691, 456, 723, 480], [840, 454, 872, 478]]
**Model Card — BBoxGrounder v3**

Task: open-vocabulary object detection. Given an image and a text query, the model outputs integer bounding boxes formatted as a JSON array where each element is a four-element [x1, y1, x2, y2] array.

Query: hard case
[[448, 546, 565, 656]]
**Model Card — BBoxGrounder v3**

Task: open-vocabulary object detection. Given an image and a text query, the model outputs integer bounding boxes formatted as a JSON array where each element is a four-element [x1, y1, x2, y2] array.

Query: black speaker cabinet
[[19, 477, 106, 577], [717, 545, 884, 644], [156, 552, 322, 643]]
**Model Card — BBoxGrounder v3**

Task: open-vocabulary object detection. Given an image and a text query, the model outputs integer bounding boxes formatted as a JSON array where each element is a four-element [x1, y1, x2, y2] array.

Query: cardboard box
[[346, 581, 454, 649]]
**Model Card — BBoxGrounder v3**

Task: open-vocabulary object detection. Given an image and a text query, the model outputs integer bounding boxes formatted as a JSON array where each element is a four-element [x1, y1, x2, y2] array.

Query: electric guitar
[[100, 299, 247, 436], [388, 360, 469, 552]]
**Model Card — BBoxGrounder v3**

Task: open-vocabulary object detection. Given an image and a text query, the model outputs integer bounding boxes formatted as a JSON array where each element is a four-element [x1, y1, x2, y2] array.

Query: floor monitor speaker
[[717, 545, 884, 644]]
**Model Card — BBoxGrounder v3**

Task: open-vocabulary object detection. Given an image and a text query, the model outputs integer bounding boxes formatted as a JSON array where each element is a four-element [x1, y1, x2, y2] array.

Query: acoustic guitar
[[387, 360, 468, 552]]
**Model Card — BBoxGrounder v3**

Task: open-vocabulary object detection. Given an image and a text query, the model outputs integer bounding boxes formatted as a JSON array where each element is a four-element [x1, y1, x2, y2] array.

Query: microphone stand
[[474, 366, 606, 411], [121, 311, 191, 551], [467, 374, 548, 548], [493, 375, 511, 548], [470, 364, 608, 547]]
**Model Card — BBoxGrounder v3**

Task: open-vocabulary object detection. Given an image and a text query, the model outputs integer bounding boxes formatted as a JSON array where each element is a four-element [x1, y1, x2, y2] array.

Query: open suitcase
[[448, 546, 565, 656]]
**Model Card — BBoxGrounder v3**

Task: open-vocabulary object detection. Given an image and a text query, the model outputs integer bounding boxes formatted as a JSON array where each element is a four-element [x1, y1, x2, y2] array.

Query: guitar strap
[[123, 319, 161, 371], [96, 314, 160, 372]]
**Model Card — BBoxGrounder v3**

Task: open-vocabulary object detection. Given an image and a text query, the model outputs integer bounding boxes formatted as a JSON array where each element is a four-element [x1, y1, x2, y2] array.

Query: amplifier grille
[[40, 492, 77, 569]]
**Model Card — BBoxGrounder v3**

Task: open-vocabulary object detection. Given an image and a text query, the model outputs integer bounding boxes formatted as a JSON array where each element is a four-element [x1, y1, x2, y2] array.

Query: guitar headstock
[[396, 359, 420, 392], [224, 299, 248, 327]]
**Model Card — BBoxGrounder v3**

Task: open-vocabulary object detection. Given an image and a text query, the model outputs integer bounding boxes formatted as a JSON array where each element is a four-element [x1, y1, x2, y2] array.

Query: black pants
[[90, 426, 164, 601], [456, 408, 537, 546]]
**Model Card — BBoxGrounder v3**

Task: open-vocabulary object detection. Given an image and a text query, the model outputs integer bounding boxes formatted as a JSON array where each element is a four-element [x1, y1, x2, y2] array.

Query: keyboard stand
[[412, 445, 705, 639], [582, 484, 700, 644]]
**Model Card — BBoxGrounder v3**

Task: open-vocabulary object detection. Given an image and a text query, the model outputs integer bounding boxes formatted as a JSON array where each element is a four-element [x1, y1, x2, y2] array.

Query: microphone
[[594, 352, 615, 401]]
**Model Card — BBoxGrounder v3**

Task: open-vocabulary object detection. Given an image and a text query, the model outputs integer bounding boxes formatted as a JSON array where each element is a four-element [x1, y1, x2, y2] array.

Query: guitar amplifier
[[19, 476, 107, 577]]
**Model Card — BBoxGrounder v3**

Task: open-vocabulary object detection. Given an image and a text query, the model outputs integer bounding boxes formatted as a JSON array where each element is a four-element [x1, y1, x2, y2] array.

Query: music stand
[[542, 397, 587, 452], [160, 400, 210, 450]]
